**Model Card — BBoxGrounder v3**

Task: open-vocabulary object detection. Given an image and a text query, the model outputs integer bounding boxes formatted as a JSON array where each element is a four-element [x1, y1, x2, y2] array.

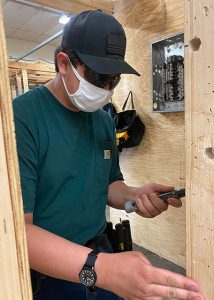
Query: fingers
[[143, 266, 203, 299], [149, 183, 175, 193], [149, 266, 200, 293], [136, 194, 168, 218], [136, 195, 161, 218], [147, 284, 204, 300], [125, 296, 163, 300], [149, 193, 168, 212], [167, 197, 182, 207]]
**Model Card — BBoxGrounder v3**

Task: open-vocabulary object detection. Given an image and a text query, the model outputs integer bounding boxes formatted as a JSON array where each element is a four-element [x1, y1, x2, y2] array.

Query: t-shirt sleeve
[[13, 98, 38, 213], [109, 120, 124, 184]]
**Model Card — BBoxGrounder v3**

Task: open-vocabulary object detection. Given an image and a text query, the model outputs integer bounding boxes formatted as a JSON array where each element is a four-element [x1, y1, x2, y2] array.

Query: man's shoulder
[[13, 86, 46, 121], [94, 108, 113, 122], [12, 88, 45, 130], [13, 87, 39, 109]]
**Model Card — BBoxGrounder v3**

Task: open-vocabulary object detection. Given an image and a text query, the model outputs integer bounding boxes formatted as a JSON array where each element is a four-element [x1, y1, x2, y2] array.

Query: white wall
[[6, 37, 58, 64]]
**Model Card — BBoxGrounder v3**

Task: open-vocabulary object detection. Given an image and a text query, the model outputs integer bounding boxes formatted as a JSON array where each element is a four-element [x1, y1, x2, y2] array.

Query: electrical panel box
[[151, 33, 184, 112]]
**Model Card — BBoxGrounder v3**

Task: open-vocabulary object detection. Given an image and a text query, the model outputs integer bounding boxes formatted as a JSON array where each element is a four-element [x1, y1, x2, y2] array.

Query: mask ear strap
[[61, 75, 74, 97], [68, 59, 88, 84]]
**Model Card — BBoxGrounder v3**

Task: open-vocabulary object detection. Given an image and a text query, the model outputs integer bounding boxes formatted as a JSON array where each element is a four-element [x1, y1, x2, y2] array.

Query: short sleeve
[[13, 98, 38, 213]]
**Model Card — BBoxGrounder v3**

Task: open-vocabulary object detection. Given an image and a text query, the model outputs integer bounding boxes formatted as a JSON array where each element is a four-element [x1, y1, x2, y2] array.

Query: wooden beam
[[9, 60, 55, 73], [30, 0, 114, 14], [185, 0, 214, 298], [0, 1, 32, 299]]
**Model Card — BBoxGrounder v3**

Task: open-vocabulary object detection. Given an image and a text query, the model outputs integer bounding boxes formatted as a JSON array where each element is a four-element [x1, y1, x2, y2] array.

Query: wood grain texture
[[185, 0, 214, 298], [0, 115, 22, 300], [110, 0, 186, 267], [0, 1, 32, 299], [30, 0, 114, 14]]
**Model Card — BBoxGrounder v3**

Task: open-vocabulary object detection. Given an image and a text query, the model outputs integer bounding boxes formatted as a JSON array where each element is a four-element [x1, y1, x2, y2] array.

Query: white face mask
[[61, 61, 114, 112]]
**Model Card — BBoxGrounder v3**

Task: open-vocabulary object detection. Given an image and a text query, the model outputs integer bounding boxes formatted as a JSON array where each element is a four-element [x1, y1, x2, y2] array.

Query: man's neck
[[45, 75, 79, 112]]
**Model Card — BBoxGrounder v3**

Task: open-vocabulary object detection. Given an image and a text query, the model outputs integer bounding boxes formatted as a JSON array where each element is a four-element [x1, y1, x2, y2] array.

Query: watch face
[[79, 268, 97, 287]]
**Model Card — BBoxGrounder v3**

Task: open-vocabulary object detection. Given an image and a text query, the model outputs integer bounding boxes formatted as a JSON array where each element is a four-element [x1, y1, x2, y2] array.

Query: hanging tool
[[124, 188, 185, 213]]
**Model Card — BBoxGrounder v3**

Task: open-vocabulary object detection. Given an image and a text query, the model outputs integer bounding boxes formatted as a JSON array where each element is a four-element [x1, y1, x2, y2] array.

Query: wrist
[[94, 252, 112, 289], [126, 186, 137, 201]]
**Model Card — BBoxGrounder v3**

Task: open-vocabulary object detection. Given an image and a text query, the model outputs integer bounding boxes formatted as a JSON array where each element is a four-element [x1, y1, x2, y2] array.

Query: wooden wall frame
[[8, 61, 56, 97], [0, 2, 32, 299]]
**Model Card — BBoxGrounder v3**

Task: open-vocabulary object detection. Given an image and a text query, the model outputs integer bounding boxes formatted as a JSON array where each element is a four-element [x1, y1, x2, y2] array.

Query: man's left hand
[[134, 183, 182, 218]]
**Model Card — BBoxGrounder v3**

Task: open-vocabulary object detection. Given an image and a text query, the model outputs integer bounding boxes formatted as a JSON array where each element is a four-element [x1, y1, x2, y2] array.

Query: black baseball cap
[[61, 10, 140, 76]]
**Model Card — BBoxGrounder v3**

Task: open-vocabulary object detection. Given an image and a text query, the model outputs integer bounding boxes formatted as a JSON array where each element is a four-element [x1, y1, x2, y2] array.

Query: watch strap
[[85, 250, 99, 268]]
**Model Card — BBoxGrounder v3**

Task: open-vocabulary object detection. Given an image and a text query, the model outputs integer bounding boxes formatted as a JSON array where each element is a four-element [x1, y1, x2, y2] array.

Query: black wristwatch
[[79, 250, 99, 290]]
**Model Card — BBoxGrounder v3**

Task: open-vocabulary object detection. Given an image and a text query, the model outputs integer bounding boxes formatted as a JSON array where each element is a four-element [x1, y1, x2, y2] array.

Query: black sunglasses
[[84, 67, 121, 90]]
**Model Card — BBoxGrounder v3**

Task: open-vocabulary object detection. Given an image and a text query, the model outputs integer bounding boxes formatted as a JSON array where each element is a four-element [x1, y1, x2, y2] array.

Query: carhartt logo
[[104, 150, 111, 159]]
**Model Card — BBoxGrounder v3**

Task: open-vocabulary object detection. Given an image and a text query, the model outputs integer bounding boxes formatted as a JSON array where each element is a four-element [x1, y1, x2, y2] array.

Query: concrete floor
[[133, 243, 186, 276]]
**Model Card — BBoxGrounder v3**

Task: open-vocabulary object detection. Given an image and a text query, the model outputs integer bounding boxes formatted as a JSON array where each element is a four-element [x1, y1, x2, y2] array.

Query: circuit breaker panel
[[152, 33, 184, 112]]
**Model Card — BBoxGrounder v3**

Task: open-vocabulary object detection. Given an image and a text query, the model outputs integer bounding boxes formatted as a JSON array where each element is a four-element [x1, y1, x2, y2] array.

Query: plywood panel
[[31, 0, 114, 14], [110, 0, 185, 267], [0, 1, 32, 298], [185, 0, 214, 298], [0, 114, 22, 300]]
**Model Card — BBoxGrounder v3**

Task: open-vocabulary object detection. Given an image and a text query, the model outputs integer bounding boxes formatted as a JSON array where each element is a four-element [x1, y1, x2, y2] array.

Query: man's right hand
[[96, 251, 205, 300]]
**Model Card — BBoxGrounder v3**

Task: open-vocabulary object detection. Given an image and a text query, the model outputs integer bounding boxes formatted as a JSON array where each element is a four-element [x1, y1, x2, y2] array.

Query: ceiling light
[[59, 15, 70, 25]]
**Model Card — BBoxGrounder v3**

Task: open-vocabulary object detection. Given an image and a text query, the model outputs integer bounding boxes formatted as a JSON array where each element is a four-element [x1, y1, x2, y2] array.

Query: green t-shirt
[[13, 86, 123, 244]]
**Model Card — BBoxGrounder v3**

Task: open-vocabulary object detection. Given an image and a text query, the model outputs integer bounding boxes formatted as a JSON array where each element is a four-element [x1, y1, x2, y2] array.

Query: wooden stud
[[16, 73, 22, 95], [185, 0, 214, 298], [22, 69, 29, 93], [0, 1, 32, 299], [10, 82, 17, 99]]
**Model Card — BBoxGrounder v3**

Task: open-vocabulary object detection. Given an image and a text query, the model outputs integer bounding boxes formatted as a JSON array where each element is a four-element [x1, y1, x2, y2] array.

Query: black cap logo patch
[[107, 33, 126, 57]]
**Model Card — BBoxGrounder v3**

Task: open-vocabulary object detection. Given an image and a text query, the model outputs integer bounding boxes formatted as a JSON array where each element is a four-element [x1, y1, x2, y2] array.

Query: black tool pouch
[[105, 221, 133, 253], [31, 269, 44, 296]]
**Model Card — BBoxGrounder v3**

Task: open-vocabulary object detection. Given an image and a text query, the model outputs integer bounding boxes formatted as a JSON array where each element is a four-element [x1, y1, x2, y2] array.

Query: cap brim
[[76, 52, 140, 76]]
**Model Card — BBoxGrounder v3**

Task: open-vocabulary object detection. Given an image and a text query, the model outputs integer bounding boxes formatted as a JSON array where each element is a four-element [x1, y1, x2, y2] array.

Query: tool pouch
[[105, 220, 133, 253]]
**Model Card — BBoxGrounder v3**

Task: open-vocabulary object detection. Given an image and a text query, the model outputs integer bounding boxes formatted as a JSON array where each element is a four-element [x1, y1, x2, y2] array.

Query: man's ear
[[57, 52, 69, 75]]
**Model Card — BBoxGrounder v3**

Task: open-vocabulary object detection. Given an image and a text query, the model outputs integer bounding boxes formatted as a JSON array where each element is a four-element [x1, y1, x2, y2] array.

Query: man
[[13, 10, 204, 300]]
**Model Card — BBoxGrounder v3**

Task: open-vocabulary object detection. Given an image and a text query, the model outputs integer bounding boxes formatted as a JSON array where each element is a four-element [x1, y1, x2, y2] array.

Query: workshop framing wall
[[110, 0, 186, 267], [0, 2, 32, 299], [8, 61, 56, 98]]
